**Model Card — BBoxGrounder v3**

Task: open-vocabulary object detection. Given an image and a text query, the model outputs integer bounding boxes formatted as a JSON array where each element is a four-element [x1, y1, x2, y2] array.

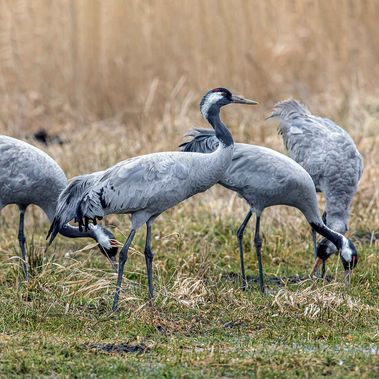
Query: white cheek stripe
[[201, 92, 224, 118], [88, 224, 111, 249], [341, 237, 352, 262]]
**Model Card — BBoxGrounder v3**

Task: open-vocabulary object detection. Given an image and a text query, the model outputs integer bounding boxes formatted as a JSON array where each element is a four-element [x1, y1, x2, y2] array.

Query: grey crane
[[269, 99, 363, 274], [180, 129, 358, 293], [0, 135, 119, 281], [47, 88, 258, 311]]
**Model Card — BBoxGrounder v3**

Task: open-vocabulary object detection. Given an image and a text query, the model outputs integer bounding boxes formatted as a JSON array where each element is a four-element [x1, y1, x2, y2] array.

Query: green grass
[[0, 208, 378, 378]]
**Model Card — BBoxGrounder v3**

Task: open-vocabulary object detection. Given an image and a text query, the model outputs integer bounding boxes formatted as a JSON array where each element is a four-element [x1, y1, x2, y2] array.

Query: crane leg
[[311, 228, 319, 278], [236, 210, 252, 291], [321, 259, 326, 279], [18, 206, 29, 282], [312, 228, 317, 260], [112, 229, 136, 312], [254, 215, 265, 294], [322, 211, 327, 224], [311, 228, 326, 279], [144, 222, 154, 302]]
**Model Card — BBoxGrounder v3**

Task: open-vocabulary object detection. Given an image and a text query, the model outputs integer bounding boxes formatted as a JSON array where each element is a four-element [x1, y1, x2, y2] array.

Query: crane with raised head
[[180, 128, 358, 293], [0, 136, 119, 281], [47, 88, 258, 311], [269, 99, 363, 274]]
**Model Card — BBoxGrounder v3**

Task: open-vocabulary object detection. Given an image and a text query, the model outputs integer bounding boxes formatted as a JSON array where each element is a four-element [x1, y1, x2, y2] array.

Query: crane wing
[[77, 153, 191, 221]]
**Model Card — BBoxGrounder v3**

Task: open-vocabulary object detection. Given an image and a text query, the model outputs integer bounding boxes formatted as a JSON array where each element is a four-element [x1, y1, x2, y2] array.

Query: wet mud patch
[[84, 342, 148, 354], [222, 272, 334, 286]]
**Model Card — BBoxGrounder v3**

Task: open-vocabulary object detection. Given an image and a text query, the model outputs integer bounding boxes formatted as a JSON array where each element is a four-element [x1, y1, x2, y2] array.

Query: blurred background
[[1, 0, 379, 120], [0, 0, 377, 238]]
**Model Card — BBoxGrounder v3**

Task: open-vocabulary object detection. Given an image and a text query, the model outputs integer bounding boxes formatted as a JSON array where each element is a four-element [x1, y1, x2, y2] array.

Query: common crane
[[180, 129, 358, 293], [47, 88, 258, 311], [269, 99, 363, 274], [0, 135, 118, 281]]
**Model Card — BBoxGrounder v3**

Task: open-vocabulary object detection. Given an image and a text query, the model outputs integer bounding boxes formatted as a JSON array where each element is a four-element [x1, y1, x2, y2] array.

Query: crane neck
[[310, 221, 343, 250], [59, 223, 96, 240], [206, 108, 233, 148]]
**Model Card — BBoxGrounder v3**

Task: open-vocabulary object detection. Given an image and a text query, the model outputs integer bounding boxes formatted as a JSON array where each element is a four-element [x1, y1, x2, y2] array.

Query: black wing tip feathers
[[46, 217, 59, 245]]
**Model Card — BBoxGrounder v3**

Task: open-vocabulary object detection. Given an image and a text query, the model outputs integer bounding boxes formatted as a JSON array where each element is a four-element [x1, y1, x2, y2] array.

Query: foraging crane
[[180, 129, 358, 293], [47, 88, 258, 311], [0, 135, 118, 281], [269, 99, 363, 272]]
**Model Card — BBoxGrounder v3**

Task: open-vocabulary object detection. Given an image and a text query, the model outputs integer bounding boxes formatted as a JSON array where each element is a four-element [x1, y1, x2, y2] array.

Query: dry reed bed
[[0, 0, 379, 116]]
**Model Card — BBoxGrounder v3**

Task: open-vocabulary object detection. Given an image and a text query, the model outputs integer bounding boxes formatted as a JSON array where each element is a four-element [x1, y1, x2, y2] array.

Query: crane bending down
[[47, 88, 258, 311], [180, 129, 358, 293], [0, 136, 118, 281], [269, 100, 363, 272]]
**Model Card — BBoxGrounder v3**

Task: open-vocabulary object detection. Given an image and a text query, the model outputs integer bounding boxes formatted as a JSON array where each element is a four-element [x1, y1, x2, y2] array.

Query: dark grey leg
[[112, 229, 136, 312], [144, 222, 154, 301], [322, 211, 327, 224], [312, 228, 317, 260], [236, 210, 252, 290], [254, 215, 265, 293], [321, 260, 326, 279], [311, 228, 320, 278], [18, 206, 29, 282], [320, 213, 327, 278]]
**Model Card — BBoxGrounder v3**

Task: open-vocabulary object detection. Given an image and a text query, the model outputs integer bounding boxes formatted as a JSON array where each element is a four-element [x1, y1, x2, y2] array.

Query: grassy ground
[[0, 204, 378, 378]]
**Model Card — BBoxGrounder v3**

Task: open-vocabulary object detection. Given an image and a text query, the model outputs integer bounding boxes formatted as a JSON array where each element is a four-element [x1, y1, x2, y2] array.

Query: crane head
[[200, 88, 258, 119], [312, 237, 358, 282], [90, 225, 119, 269]]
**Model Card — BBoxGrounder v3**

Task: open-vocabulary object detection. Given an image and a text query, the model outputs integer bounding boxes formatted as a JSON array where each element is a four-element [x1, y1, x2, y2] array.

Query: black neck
[[59, 224, 96, 240], [311, 222, 343, 250], [206, 109, 233, 147]]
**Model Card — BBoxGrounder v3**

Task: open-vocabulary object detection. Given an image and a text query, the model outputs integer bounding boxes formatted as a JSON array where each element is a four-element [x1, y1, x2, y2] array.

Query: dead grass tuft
[[272, 284, 379, 321]]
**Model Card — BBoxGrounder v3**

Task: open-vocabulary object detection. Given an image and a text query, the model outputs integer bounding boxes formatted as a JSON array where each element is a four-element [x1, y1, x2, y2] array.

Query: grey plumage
[[0, 136, 118, 280], [48, 171, 104, 241], [48, 88, 258, 311], [270, 99, 363, 259], [180, 128, 358, 292]]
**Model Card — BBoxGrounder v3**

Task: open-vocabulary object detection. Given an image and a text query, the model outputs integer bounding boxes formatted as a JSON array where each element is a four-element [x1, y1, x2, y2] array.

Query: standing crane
[[0, 136, 119, 281], [180, 129, 358, 293], [269, 99, 363, 273], [47, 88, 258, 311]]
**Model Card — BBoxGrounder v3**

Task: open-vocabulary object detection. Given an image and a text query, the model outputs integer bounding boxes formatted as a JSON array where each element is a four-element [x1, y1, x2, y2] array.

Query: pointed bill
[[231, 95, 258, 105], [344, 269, 352, 287], [310, 257, 323, 277]]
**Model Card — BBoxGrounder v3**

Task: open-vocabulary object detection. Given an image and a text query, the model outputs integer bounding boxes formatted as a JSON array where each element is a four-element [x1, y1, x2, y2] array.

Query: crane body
[[180, 128, 358, 292]]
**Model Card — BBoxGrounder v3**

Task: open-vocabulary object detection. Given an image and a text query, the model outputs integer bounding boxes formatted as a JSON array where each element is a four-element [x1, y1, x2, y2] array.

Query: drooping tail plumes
[[268, 99, 310, 122], [47, 172, 102, 244], [179, 128, 220, 153]]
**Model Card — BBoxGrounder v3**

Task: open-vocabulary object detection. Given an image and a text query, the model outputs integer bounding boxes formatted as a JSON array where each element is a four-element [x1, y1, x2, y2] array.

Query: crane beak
[[310, 257, 323, 277], [231, 95, 258, 105], [344, 269, 352, 286]]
